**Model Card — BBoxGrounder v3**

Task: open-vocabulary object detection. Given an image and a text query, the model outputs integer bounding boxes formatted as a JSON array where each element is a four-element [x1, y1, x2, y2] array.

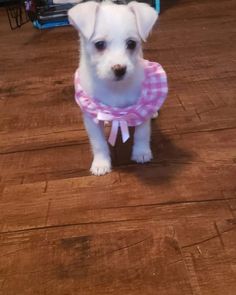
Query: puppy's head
[[68, 1, 158, 82]]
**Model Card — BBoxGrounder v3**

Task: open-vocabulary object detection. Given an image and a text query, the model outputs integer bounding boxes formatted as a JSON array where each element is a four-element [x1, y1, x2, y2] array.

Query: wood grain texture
[[0, 0, 236, 294]]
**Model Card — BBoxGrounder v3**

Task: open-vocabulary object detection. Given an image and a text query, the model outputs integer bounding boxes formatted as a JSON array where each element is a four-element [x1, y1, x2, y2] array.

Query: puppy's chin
[[99, 74, 135, 89], [114, 77, 125, 82]]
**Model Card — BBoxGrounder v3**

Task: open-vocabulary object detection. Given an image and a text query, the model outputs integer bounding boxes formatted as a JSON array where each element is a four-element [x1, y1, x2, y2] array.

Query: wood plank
[[176, 218, 236, 295], [226, 199, 236, 216], [0, 221, 193, 295], [0, 173, 233, 232]]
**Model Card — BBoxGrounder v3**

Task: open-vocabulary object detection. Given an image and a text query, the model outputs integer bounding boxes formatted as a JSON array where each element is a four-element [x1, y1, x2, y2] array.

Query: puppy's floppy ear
[[68, 2, 99, 39], [128, 1, 158, 41]]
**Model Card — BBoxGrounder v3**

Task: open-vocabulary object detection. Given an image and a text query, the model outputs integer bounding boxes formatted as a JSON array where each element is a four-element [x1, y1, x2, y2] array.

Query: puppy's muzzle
[[112, 64, 127, 80]]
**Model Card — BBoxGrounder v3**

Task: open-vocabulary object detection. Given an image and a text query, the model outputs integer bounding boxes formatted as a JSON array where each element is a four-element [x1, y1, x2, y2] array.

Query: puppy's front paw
[[90, 157, 111, 176], [131, 147, 153, 164]]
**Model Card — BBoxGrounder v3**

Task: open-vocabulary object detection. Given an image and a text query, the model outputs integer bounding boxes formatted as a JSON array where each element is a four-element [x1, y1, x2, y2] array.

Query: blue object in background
[[32, 0, 161, 30], [155, 0, 160, 13], [33, 19, 69, 29]]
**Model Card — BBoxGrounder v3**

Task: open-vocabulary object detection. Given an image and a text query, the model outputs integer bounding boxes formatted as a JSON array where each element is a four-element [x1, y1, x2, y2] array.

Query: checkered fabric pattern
[[74, 59, 168, 145]]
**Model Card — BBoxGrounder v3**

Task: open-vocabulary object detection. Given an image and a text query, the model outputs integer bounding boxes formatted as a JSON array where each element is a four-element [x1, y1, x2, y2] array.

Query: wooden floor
[[0, 0, 236, 294]]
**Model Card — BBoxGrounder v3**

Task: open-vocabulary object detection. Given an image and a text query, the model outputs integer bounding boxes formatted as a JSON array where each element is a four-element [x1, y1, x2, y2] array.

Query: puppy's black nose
[[112, 64, 127, 79]]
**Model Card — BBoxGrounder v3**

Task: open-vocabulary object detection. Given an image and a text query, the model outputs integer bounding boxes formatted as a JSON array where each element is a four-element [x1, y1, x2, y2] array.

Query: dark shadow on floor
[[112, 127, 194, 186]]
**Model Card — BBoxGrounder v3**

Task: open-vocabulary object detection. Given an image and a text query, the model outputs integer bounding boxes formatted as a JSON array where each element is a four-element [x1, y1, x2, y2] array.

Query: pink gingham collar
[[74, 59, 168, 146]]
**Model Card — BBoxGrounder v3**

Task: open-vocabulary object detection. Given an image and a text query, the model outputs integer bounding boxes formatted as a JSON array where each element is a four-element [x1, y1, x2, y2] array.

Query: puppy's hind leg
[[83, 114, 111, 176], [131, 119, 153, 163]]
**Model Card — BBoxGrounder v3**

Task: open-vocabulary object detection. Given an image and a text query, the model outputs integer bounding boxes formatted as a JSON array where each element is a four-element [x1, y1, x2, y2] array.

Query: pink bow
[[97, 112, 130, 146]]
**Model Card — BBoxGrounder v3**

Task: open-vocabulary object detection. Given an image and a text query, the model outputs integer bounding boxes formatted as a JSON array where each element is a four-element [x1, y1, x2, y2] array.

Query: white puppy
[[68, 1, 159, 175]]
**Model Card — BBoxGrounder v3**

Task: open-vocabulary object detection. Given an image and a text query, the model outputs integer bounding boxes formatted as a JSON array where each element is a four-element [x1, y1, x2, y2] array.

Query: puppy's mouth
[[114, 76, 125, 82]]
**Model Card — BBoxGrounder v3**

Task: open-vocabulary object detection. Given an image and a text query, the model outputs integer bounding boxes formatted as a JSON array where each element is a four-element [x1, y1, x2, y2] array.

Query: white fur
[[68, 1, 158, 175]]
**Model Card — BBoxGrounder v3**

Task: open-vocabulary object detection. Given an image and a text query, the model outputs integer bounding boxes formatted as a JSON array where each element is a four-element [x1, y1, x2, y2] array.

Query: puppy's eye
[[94, 40, 106, 51], [126, 39, 137, 50]]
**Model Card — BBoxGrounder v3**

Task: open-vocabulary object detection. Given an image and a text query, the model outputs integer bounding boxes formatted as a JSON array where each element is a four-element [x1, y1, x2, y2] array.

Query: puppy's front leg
[[83, 114, 111, 175], [131, 119, 153, 163]]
